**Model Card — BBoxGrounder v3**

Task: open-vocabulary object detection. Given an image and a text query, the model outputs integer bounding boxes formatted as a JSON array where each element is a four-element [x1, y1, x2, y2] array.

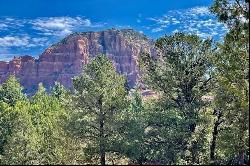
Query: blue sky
[[0, 0, 228, 61]]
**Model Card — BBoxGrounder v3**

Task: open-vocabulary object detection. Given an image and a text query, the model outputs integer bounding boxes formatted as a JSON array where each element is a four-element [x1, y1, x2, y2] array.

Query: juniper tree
[[140, 33, 214, 164], [210, 0, 249, 164]]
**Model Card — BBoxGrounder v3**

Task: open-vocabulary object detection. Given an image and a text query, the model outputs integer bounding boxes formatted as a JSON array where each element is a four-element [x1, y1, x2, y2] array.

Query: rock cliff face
[[0, 29, 154, 92]]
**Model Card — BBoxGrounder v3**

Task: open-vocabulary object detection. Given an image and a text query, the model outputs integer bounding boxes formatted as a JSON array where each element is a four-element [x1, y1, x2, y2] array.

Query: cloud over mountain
[[147, 6, 228, 39], [0, 6, 228, 61]]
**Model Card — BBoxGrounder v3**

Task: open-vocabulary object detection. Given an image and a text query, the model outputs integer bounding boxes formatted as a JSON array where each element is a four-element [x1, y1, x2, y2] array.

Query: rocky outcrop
[[0, 29, 154, 92]]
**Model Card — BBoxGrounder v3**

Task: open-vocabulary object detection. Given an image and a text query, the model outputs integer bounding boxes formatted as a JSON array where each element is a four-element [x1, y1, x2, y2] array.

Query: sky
[[0, 0, 228, 61]]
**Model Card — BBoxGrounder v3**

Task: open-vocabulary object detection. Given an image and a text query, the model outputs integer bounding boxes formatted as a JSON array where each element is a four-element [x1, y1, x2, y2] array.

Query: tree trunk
[[210, 123, 218, 161], [238, 125, 245, 165], [210, 109, 223, 163], [99, 113, 105, 165], [238, 151, 244, 165], [98, 95, 105, 165], [189, 123, 196, 132]]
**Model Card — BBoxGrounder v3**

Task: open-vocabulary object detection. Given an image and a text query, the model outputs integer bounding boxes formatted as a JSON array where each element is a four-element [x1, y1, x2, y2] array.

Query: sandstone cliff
[[0, 29, 154, 92]]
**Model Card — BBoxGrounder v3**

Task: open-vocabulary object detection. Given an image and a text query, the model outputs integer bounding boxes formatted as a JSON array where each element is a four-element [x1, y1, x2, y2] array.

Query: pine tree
[[69, 55, 128, 165]]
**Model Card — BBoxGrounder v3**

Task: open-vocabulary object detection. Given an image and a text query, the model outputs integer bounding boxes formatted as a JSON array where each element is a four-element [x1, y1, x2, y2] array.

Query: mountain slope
[[0, 29, 154, 92]]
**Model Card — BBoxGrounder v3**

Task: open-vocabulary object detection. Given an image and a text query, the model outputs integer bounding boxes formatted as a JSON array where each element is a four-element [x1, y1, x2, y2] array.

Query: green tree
[[140, 33, 214, 164], [114, 89, 151, 165], [51, 81, 68, 99], [1, 100, 40, 165], [31, 84, 79, 164], [0, 75, 26, 162], [210, 0, 249, 164], [70, 55, 128, 165], [0, 102, 13, 163], [1, 84, 79, 164], [0, 75, 25, 106]]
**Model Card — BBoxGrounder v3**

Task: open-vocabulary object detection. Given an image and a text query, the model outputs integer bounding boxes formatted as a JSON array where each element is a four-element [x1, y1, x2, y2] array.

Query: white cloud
[[0, 16, 102, 37], [148, 17, 170, 25], [0, 16, 105, 54], [32, 17, 92, 30], [0, 36, 30, 47], [211, 31, 218, 36], [152, 27, 163, 33], [188, 6, 210, 15], [29, 37, 49, 47], [0, 17, 26, 29], [31, 37, 48, 43], [31, 17, 93, 36], [172, 18, 180, 24], [0, 23, 8, 30], [147, 6, 228, 39], [0, 35, 49, 48]]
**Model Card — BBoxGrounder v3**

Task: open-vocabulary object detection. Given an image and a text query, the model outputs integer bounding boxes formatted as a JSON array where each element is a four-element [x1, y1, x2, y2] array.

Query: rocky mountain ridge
[[0, 29, 154, 93]]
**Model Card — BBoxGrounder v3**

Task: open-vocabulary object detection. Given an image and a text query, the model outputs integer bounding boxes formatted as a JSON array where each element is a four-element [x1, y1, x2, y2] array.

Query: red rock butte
[[0, 29, 155, 93]]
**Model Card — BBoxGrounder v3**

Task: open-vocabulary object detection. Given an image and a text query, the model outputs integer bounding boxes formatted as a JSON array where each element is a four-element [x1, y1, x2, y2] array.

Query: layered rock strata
[[0, 29, 154, 92]]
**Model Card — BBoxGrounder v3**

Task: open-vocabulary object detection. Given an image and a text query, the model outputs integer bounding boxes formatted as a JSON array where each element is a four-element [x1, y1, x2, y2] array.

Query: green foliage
[[210, 0, 249, 164], [69, 55, 128, 165], [2, 100, 42, 165], [210, 0, 249, 28], [130, 89, 143, 113], [0, 75, 26, 162], [113, 89, 150, 165], [139, 34, 214, 135], [140, 33, 214, 164], [0, 101, 13, 161], [140, 33, 213, 103], [0, 75, 26, 106], [0, 1, 248, 163], [0, 82, 80, 165], [51, 81, 68, 99]]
